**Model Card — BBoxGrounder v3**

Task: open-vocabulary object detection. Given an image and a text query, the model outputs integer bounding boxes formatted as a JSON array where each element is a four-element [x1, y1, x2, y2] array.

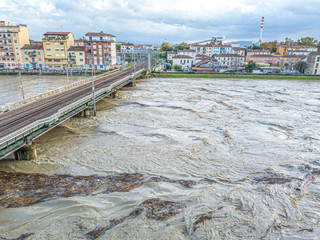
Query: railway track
[[0, 63, 147, 140]]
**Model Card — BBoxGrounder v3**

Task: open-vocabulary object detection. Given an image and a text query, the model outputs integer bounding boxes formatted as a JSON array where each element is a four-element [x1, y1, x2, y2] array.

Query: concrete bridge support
[[4, 142, 38, 161], [76, 105, 96, 117]]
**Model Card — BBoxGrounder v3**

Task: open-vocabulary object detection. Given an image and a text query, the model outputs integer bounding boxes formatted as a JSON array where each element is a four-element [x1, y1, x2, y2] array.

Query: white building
[[172, 55, 192, 69], [214, 54, 245, 68], [121, 43, 134, 52], [190, 44, 232, 57], [167, 51, 177, 61], [177, 49, 196, 64]]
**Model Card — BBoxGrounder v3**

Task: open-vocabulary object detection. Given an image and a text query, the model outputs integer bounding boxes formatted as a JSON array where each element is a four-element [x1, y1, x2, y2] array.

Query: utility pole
[[89, 56, 96, 116], [18, 61, 25, 101]]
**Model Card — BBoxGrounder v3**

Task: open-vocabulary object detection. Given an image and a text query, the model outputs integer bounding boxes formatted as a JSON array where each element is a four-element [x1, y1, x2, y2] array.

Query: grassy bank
[[153, 72, 320, 80]]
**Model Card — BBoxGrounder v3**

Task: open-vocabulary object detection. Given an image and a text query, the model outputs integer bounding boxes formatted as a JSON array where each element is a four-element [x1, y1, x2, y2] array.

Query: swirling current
[[0, 76, 320, 239]]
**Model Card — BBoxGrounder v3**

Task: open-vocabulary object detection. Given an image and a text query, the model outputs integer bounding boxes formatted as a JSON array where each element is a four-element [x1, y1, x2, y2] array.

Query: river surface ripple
[[0, 77, 320, 239]]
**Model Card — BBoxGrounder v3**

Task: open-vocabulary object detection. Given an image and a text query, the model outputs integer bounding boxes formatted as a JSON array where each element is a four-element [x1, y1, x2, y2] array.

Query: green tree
[[173, 64, 182, 71], [165, 63, 172, 70], [260, 40, 278, 53], [116, 44, 121, 51], [245, 60, 261, 73], [297, 37, 318, 46], [173, 42, 190, 51], [294, 61, 306, 73], [161, 42, 173, 52], [280, 39, 295, 46]]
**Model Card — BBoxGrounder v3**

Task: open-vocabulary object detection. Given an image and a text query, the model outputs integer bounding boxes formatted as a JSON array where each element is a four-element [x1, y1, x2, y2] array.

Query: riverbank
[[153, 72, 320, 80]]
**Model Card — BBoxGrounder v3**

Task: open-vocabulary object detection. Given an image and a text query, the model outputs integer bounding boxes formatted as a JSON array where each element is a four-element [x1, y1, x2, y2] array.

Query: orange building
[[277, 45, 318, 56]]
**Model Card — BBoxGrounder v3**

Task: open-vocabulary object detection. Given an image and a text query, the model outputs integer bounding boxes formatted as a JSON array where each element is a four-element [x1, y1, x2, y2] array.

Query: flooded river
[[0, 76, 320, 239]]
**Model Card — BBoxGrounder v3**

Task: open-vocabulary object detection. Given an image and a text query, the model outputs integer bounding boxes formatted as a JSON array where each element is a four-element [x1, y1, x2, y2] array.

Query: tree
[[165, 63, 172, 70], [280, 39, 295, 46], [297, 37, 318, 46], [245, 60, 261, 73], [260, 40, 278, 53], [161, 42, 173, 52], [116, 44, 121, 51], [173, 42, 190, 51], [294, 61, 306, 73], [173, 65, 182, 71]]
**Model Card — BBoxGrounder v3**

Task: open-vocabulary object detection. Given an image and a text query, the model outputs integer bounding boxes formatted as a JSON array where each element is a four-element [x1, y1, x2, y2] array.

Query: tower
[[259, 17, 264, 46]]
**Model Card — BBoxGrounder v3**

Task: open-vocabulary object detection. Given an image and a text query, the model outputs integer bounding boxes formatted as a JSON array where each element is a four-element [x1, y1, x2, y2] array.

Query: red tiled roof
[[44, 32, 71, 36], [177, 49, 196, 53], [172, 55, 192, 59], [68, 46, 85, 51], [85, 32, 115, 37], [21, 44, 43, 50], [247, 49, 270, 52], [215, 54, 244, 57]]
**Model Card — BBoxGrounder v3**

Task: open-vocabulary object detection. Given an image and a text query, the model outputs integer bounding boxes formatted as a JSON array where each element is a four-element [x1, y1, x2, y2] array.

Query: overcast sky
[[2, 0, 320, 45]]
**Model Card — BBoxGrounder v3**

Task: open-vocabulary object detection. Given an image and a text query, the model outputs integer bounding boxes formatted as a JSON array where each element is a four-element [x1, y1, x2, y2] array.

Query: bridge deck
[[0, 62, 149, 158]]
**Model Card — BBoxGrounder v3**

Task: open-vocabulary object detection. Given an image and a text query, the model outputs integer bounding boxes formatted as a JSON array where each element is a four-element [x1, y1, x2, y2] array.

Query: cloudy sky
[[2, 0, 320, 45]]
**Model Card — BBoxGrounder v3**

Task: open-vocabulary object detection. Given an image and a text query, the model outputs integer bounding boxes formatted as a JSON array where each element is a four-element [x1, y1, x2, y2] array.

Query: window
[[25, 51, 27, 55], [38, 58, 41, 61], [38, 52, 40, 55], [79, 53, 83, 55], [316, 63, 319, 68], [56, 54, 60, 56], [47, 53, 51, 56], [46, 42, 50, 45], [60, 48, 64, 51], [317, 57, 320, 62], [80, 59, 83, 62], [46, 48, 51, 51], [60, 42, 64, 45], [55, 48, 59, 51], [25, 57, 28, 60]]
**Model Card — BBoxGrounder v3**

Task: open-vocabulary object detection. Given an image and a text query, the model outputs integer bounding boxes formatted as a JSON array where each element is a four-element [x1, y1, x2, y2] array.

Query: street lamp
[[88, 55, 96, 116]]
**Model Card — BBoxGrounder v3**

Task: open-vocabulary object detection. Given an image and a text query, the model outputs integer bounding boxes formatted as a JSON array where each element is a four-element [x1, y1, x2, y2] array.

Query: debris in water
[[0, 233, 34, 240], [0, 172, 195, 208], [251, 172, 296, 184], [86, 198, 182, 239], [193, 211, 215, 231]]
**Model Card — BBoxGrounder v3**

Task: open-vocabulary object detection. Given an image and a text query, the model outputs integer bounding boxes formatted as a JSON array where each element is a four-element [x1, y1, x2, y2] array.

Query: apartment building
[[42, 32, 74, 70], [231, 47, 246, 57], [85, 32, 116, 70], [177, 49, 196, 64], [167, 51, 177, 61], [214, 54, 245, 68], [0, 21, 30, 69], [67, 46, 85, 69], [74, 39, 84, 46], [277, 45, 318, 56], [304, 52, 320, 75], [21, 44, 45, 70], [121, 43, 134, 52], [246, 54, 280, 66], [246, 49, 271, 56], [190, 44, 231, 56], [279, 55, 306, 67], [172, 55, 192, 69]]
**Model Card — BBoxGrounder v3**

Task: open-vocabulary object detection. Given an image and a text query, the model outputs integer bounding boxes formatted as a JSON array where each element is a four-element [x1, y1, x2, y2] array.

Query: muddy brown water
[[0, 77, 320, 239]]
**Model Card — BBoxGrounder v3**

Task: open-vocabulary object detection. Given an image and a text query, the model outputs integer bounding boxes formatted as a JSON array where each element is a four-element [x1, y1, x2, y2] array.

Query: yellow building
[[42, 32, 74, 70], [67, 46, 85, 70], [0, 21, 30, 69]]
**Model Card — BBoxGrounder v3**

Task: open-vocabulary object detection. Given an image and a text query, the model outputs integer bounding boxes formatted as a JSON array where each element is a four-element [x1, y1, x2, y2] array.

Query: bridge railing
[[0, 69, 119, 114]]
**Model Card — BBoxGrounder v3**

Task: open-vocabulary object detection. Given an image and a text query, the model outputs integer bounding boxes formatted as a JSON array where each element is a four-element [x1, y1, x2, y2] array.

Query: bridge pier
[[75, 105, 96, 117], [125, 81, 136, 87], [4, 143, 38, 161]]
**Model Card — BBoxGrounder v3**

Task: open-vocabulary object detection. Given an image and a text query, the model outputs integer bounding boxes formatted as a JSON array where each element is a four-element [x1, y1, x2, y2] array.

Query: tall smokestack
[[259, 17, 264, 46]]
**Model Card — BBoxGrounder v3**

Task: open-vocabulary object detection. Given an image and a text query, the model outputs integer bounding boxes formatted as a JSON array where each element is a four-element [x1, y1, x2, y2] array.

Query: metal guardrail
[[0, 69, 119, 113], [0, 68, 145, 158]]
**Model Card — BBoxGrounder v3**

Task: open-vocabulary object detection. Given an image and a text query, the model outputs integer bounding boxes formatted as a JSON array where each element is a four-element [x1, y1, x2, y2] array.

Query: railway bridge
[[0, 61, 156, 160]]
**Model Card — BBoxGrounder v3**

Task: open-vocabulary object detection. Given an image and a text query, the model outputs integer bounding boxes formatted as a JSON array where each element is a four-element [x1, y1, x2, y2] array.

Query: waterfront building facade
[[0, 21, 30, 69], [67, 46, 85, 70], [246, 49, 271, 56], [304, 52, 320, 75], [167, 51, 177, 61], [177, 49, 196, 64], [42, 32, 74, 70], [21, 44, 45, 70], [172, 55, 192, 69], [84, 32, 116, 70], [277, 45, 318, 56], [190, 44, 232, 57], [214, 54, 245, 68]]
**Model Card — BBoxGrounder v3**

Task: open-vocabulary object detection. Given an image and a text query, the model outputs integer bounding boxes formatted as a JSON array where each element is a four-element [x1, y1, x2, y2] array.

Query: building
[[246, 49, 271, 56], [231, 47, 246, 57], [0, 21, 30, 69], [279, 55, 306, 68], [84, 32, 116, 70], [305, 52, 320, 75], [167, 51, 177, 61], [67, 46, 85, 70], [21, 44, 45, 70], [74, 39, 84, 46], [192, 59, 217, 72], [172, 55, 192, 69], [190, 44, 232, 56], [42, 32, 74, 70], [192, 36, 225, 45], [177, 49, 196, 64], [121, 43, 134, 52], [214, 54, 245, 68], [195, 55, 212, 64], [246, 54, 280, 66], [277, 45, 318, 56]]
